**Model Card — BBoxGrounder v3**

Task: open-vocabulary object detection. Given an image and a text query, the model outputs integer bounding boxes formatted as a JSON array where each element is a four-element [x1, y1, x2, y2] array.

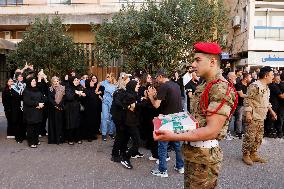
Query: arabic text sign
[[248, 52, 284, 67]]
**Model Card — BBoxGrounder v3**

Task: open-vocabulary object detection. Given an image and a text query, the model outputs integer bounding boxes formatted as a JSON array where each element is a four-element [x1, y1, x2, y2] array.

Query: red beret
[[193, 42, 222, 55]]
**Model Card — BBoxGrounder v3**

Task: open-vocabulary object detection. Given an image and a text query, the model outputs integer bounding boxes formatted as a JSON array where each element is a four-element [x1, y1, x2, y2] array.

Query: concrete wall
[[225, 0, 249, 56]]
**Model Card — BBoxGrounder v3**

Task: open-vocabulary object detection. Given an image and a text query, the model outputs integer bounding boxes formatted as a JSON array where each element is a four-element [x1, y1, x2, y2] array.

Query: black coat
[[23, 88, 45, 124], [122, 91, 145, 127], [64, 85, 81, 129], [3, 89, 23, 123], [84, 86, 102, 122], [2, 88, 13, 113], [48, 88, 65, 144]]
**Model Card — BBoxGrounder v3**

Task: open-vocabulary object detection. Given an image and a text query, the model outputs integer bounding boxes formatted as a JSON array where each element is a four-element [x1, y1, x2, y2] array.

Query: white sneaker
[[149, 156, 158, 161], [6, 136, 15, 139], [156, 157, 171, 164], [174, 166, 184, 174], [225, 134, 233, 140], [151, 169, 168, 178]]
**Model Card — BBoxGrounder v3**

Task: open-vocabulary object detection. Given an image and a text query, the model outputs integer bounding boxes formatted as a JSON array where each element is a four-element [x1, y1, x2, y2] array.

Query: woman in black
[[137, 73, 152, 142], [37, 70, 49, 136], [64, 76, 85, 145], [2, 78, 15, 138], [23, 77, 45, 148], [48, 76, 65, 144], [83, 75, 102, 141], [11, 73, 26, 143], [120, 80, 143, 169]]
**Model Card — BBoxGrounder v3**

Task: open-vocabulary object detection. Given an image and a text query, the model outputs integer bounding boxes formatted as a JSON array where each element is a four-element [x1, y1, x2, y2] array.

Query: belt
[[190, 139, 219, 148]]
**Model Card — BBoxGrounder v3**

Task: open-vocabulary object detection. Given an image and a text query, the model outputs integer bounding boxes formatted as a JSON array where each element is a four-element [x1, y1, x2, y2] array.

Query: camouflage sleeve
[[243, 84, 258, 113], [207, 82, 236, 117]]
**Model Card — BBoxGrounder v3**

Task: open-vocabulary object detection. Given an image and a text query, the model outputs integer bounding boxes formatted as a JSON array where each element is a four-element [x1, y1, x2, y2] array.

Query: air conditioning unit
[[4, 31, 11, 39], [232, 16, 241, 29]]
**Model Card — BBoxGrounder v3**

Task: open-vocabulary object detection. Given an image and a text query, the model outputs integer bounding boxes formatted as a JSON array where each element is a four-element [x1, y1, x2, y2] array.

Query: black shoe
[[120, 160, 133, 169], [102, 135, 107, 141], [278, 133, 284, 138], [109, 134, 115, 139], [131, 152, 144, 159], [87, 139, 93, 142], [236, 133, 242, 139], [111, 156, 121, 163]]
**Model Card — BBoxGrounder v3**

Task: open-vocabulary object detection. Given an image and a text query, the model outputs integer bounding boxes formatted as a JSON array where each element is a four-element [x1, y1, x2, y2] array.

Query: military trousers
[[182, 145, 222, 189], [242, 120, 264, 154]]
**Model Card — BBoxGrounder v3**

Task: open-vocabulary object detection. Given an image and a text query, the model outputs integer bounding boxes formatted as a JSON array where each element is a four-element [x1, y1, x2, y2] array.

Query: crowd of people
[[224, 68, 284, 140], [1, 59, 284, 182]]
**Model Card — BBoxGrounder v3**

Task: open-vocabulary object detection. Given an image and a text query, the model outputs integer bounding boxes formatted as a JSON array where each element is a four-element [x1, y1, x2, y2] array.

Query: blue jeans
[[228, 115, 235, 134], [235, 106, 244, 134], [158, 141, 184, 172], [101, 100, 116, 136]]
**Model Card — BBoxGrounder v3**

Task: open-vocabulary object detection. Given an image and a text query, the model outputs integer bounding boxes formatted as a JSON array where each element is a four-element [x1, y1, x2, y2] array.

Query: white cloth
[[183, 72, 192, 86], [190, 140, 219, 148]]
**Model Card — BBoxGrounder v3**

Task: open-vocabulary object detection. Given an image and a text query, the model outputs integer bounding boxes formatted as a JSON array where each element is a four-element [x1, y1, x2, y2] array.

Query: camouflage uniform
[[183, 72, 236, 189], [242, 80, 271, 155]]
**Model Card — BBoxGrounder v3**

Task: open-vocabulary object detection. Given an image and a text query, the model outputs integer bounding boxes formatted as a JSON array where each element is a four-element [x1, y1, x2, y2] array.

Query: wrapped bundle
[[153, 112, 198, 133]]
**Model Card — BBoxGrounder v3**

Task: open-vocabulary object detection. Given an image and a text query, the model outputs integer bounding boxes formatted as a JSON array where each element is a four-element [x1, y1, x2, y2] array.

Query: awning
[[0, 39, 16, 50]]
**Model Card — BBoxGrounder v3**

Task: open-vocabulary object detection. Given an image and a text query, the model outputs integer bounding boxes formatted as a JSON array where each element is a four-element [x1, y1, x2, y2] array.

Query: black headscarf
[[85, 79, 98, 89], [68, 76, 81, 90], [25, 77, 38, 91], [126, 80, 138, 95]]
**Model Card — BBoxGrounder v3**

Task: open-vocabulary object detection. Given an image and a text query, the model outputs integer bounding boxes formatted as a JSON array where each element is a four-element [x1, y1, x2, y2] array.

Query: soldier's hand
[[153, 130, 176, 141]]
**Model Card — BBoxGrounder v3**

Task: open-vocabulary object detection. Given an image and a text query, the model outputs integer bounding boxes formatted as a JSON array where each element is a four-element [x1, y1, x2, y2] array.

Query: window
[[0, 0, 23, 5], [48, 0, 71, 4]]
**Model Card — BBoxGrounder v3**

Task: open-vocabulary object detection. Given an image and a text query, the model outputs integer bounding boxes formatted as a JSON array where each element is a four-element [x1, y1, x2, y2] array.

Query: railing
[[254, 26, 284, 41]]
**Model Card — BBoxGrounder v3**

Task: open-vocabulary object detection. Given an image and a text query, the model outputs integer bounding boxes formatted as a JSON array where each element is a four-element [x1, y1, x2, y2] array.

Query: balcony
[[255, 1, 284, 9], [254, 26, 284, 41]]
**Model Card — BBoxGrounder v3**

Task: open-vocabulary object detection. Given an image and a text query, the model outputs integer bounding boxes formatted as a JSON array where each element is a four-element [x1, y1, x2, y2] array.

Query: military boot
[[242, 153, 253, 165], [250, 152, 267, 163]]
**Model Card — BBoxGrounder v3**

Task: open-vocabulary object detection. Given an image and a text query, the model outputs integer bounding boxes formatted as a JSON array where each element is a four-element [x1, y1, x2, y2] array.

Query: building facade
[[0, 0, 146, 86], [225, 0, 284, 69]]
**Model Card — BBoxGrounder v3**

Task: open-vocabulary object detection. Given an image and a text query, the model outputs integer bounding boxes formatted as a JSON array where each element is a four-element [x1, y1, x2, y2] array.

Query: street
[[0, 116, 283, 189]]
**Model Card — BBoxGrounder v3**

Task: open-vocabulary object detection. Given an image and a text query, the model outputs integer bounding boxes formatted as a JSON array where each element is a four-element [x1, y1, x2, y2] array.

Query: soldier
[[242, 66, 277, 165], [153, 42, 237, 188]]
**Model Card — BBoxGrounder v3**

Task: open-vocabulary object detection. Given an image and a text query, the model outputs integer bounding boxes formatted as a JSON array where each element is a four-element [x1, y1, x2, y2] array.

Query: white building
[[226, 0, 284, 68]]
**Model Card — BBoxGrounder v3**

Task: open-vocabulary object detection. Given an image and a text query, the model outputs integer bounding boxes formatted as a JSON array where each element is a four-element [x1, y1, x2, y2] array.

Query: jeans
[[158, 141, 184, 172], [228, 115, 235, 134], [235, 106, 244, 134], [101, 100, 116, 136]]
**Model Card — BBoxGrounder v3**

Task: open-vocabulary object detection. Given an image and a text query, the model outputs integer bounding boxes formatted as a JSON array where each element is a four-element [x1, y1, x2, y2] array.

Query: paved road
[[0, 114, 283, 189]]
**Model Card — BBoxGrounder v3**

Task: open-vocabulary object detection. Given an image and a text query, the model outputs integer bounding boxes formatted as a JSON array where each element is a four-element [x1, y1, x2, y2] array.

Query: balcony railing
[[254, 26, 284, 41]]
